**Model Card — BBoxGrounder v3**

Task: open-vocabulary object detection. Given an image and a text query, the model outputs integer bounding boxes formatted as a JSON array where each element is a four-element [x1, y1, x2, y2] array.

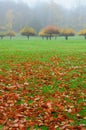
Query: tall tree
[[6, 9, 14, 31]]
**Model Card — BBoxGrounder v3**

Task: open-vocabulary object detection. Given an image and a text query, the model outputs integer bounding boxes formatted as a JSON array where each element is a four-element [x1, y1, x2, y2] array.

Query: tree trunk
[[1, 36, 3, 39], [55, 36, 57, 40], [42, 36, 44, 40], [50, 36, 51, 40], [27, 36, 29, 40], [65, 35, 68, 40], [49, 34, 52, 40], [46, 36, 48, 40], [10, 36, 12, 40]]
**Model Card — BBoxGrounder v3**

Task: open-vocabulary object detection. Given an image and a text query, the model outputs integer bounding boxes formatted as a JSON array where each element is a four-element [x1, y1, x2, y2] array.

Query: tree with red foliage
[[39, 25, 60, 40]]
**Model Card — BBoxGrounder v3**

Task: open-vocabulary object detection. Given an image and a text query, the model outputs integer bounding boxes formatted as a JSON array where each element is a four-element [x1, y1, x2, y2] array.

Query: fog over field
[[0, 0, 86, 32]]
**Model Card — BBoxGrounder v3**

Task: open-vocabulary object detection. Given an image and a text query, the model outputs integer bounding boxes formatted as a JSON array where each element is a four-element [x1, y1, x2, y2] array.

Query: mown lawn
[[0, 37, 86, 129]]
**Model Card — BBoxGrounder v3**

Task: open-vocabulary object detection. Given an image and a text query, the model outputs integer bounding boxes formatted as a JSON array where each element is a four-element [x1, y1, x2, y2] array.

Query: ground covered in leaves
[[0, 55, 86, 130]]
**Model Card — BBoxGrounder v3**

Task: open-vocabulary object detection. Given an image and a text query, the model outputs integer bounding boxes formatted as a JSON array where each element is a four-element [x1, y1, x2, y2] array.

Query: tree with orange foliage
[[78, 29, 86, 39], [20, 27, 36, 40], [38, 29, 45, 39], [0, 26, 7, 39], [7, 31, 16, 39], [0, 33, 6, 39], [61, 28, 76, 40]]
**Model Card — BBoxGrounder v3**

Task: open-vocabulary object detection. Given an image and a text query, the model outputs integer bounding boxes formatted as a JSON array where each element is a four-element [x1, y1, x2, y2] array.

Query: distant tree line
[[0, 25, 86, 40], [0, 0, 86, 32]]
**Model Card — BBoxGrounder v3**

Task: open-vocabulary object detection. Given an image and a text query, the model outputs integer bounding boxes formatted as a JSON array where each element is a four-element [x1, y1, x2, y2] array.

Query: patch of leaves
[[0, 56, 86, 129]]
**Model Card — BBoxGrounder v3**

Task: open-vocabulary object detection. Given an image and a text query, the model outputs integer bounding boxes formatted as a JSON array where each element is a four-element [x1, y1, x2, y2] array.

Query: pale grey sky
[[20, 0, 85, 8], [0, 0, 85, 8], [21, 0, 75, 8]]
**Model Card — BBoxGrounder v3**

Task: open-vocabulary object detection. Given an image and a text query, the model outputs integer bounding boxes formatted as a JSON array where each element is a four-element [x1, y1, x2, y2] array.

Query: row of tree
[[0, 25, 86, 40]]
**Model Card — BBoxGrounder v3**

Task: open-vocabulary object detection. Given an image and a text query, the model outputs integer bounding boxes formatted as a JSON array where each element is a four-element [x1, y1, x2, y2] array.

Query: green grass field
[[0, 37, 86, 129], [0, 36, 86, 62]]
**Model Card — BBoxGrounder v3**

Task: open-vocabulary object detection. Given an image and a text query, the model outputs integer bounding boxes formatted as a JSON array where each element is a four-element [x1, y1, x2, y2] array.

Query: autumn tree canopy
[[78, 29, 86, 39], [0, 33, 6, 39], [20, 27, 36, 40], [60, 29, 76, 40], [38, 29, 48, 39], [0, 26, 7, 39], [6, 31, 16, 39], [39, 25, 60, 40]]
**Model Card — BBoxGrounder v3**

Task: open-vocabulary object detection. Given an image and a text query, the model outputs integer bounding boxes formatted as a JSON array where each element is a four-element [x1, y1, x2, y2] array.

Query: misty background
[[0, 0, 86, 32]]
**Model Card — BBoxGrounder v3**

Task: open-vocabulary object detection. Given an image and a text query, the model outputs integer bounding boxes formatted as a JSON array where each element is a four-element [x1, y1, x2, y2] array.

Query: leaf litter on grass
[[0, 56, 86, 130]]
